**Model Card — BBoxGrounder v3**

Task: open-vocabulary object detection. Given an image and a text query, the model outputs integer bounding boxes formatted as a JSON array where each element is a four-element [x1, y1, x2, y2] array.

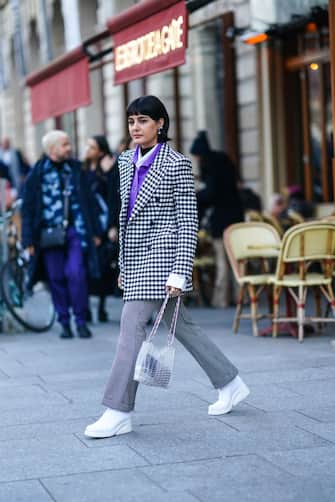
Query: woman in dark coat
[[190, 131, 244, 307], [83, 135, 120, 322]]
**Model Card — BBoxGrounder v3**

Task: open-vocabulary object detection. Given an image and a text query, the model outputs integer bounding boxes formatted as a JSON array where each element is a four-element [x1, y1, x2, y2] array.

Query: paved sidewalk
[[0, 298, 335, 502]]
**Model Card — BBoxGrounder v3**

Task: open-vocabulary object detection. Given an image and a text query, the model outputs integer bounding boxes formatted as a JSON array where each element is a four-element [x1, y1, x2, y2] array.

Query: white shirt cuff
[[166, 273, 187, 291]]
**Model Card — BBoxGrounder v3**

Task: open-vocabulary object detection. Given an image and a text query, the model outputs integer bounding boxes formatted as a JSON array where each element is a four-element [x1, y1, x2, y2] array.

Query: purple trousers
[[43, 227, 88, 326]]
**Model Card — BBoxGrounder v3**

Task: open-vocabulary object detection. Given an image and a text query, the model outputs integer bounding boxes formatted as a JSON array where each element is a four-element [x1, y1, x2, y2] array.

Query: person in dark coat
[[238, 178, 262, 213], [83, 135, 121, 322], [0, 160, 16, 208], [21, 130, 100, 339], [286, 184, 315, 219], [0, 137, 30, 194], [0, 159, 10, 181], [190, 131, 244, 307]]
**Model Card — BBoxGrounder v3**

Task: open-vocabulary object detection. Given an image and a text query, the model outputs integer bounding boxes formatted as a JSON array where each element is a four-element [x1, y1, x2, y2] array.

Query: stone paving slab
[[0, 418, 93, 442], [296, 422, 335, 442], [40, 470, 199, 502], [41, 377, 107, 390], [0, 436, 148, 482], [243, 365, 335, 385], [0, 480, 53, 502], [0, 402, 103, 427], [1, 300, 335, 501], [140, 454, 293, 490], [216, 408, 321, 431], [295, 405, 335, 423], [192, 477, 334, 502], [260, 445, 335, 478], [242, 383, 335, 412], [277, 377, 335, 397], [140, 455, 335, 502], [82, 420, 331, 466], [131, 389, 209, 413], [0, 375, 45, 388], [39, 369, 111, 383], [0, 385, 69, 410]]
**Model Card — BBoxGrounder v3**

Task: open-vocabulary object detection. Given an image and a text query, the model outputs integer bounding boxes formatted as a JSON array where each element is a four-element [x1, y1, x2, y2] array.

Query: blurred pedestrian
[[0, 160, 15, 208], [116, 136, 132, 155], [83, 135, 120, 322], [21, 130, 100, 339], [285, 184, 314, 219], [85, 95, 249, 439], [0, 159, 10, 181], [0, 137, 30, 194], [190, 131, 244, 307], [269, 193, 287, 219], [238, 178, 262, 213]]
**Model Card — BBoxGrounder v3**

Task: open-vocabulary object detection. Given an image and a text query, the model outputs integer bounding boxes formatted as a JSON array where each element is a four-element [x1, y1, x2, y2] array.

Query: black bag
[[40, 174, 71, 249], [40, 226, 66, 249]]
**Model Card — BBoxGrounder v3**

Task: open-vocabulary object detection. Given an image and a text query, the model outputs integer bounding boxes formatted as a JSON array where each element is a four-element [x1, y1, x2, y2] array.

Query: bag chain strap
[[147, 294, 181, 346], [168, 296, 181, 346], [62, 175, 71, 229]]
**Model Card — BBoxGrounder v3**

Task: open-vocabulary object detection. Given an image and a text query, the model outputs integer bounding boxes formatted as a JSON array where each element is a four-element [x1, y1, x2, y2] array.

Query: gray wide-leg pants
[[102, 298, 238, 412]]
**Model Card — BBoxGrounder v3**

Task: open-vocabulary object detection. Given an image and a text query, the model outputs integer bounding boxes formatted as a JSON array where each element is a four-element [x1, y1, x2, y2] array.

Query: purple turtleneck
[[127, 143, 162, 221]]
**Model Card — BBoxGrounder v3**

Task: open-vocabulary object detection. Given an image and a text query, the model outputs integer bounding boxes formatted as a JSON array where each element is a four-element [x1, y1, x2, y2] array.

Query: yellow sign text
[[115, 16, 184, 72]]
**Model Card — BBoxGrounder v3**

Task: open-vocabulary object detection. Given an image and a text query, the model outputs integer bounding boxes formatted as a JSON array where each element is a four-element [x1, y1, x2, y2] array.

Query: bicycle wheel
[[0, 257, 56, 332]]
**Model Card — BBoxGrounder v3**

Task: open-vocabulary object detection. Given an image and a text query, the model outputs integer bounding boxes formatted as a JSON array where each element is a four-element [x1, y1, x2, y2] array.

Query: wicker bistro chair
[[224, 222, 281, 337], [245, 210, 264, 223], [271, 221, 335, 342]]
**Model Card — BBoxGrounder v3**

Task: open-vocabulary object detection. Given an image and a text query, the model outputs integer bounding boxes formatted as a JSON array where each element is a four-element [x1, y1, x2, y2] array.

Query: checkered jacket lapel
[[119, 151, 133, 232], [128, 143, 169, 223]]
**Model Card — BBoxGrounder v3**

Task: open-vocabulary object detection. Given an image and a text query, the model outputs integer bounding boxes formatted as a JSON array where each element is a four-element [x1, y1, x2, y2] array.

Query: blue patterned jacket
[[22, 156, 101, 285]]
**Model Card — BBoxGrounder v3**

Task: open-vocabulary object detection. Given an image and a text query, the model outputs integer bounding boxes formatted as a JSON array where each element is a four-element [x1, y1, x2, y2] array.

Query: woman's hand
[[118, 273, 123, 290], [25, 246, 35, 256], [100, 155, 116, 172], [94, 236, 102, 246], [108, 227, 118, 242], [166, 286, 182, 297]]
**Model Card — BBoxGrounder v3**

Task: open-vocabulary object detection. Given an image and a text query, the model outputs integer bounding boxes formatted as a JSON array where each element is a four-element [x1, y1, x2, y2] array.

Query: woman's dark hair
[[83, 135, 112, 176], [92, 135, 112, 156], [127, 95, 170, 143]]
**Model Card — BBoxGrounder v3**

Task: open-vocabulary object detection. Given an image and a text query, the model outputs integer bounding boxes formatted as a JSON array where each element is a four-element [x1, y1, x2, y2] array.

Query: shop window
[[284, 22, 333, 202]]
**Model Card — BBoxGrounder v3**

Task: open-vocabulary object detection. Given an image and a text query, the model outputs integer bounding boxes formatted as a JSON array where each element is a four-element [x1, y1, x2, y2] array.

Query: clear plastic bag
[[134, 341, 175, 388], [134, 295, 180, 389]]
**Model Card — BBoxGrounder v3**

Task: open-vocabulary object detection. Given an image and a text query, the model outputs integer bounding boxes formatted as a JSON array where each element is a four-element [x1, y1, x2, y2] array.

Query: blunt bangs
[[126, 95, 170, 143]]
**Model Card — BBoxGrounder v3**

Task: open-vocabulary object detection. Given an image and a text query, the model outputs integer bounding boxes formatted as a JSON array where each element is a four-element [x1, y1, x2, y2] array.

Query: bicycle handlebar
[[0, 198, 22, 223]]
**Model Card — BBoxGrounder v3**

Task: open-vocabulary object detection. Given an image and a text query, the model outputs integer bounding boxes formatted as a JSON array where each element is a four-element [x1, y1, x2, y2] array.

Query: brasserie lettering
[[115, 16, 184, 72]]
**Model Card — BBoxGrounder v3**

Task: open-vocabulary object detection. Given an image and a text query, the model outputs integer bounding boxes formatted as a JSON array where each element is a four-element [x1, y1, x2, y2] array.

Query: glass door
[[300, 62, 333, 202]]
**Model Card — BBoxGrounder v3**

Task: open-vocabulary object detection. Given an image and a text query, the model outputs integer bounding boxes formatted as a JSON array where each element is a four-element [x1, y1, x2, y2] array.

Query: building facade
[[251, 0, 333, 212], [0, 0, 259, 190], [0, 0, 333, 213]]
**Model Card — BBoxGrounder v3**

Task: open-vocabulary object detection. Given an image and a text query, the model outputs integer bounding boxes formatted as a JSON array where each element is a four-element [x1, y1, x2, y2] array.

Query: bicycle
[[0, 200, 56, 332]]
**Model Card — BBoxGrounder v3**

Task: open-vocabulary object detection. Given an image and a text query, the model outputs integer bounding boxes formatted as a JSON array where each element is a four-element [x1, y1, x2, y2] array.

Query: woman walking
[[83, 135, 120, 322], [85, 96, 249, 438]]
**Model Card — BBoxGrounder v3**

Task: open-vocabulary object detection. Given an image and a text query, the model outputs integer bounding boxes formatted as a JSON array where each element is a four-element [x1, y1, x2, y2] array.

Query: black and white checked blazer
[[118, 142, 198, 301]]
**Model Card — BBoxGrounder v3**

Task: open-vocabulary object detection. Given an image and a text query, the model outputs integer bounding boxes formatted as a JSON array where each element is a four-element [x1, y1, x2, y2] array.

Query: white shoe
[[84, 409, 132, 438], [208, 375, 250, 416]]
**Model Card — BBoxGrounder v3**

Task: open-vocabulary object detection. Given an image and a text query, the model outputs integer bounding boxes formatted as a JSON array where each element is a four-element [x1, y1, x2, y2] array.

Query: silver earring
[[157, 128, 163, 136]]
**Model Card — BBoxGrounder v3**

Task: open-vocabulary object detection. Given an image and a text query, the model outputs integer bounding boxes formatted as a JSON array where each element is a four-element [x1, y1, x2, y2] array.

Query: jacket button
[[150, 220, 155, 226], [147, 245, 152, 251], [155, 196, 160, 202]]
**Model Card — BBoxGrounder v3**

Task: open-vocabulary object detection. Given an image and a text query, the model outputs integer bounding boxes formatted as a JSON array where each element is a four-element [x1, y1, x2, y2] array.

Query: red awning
[[108, 0, 182, 33], [108, 0, 187, 85], [26, 47, 91, 124]]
